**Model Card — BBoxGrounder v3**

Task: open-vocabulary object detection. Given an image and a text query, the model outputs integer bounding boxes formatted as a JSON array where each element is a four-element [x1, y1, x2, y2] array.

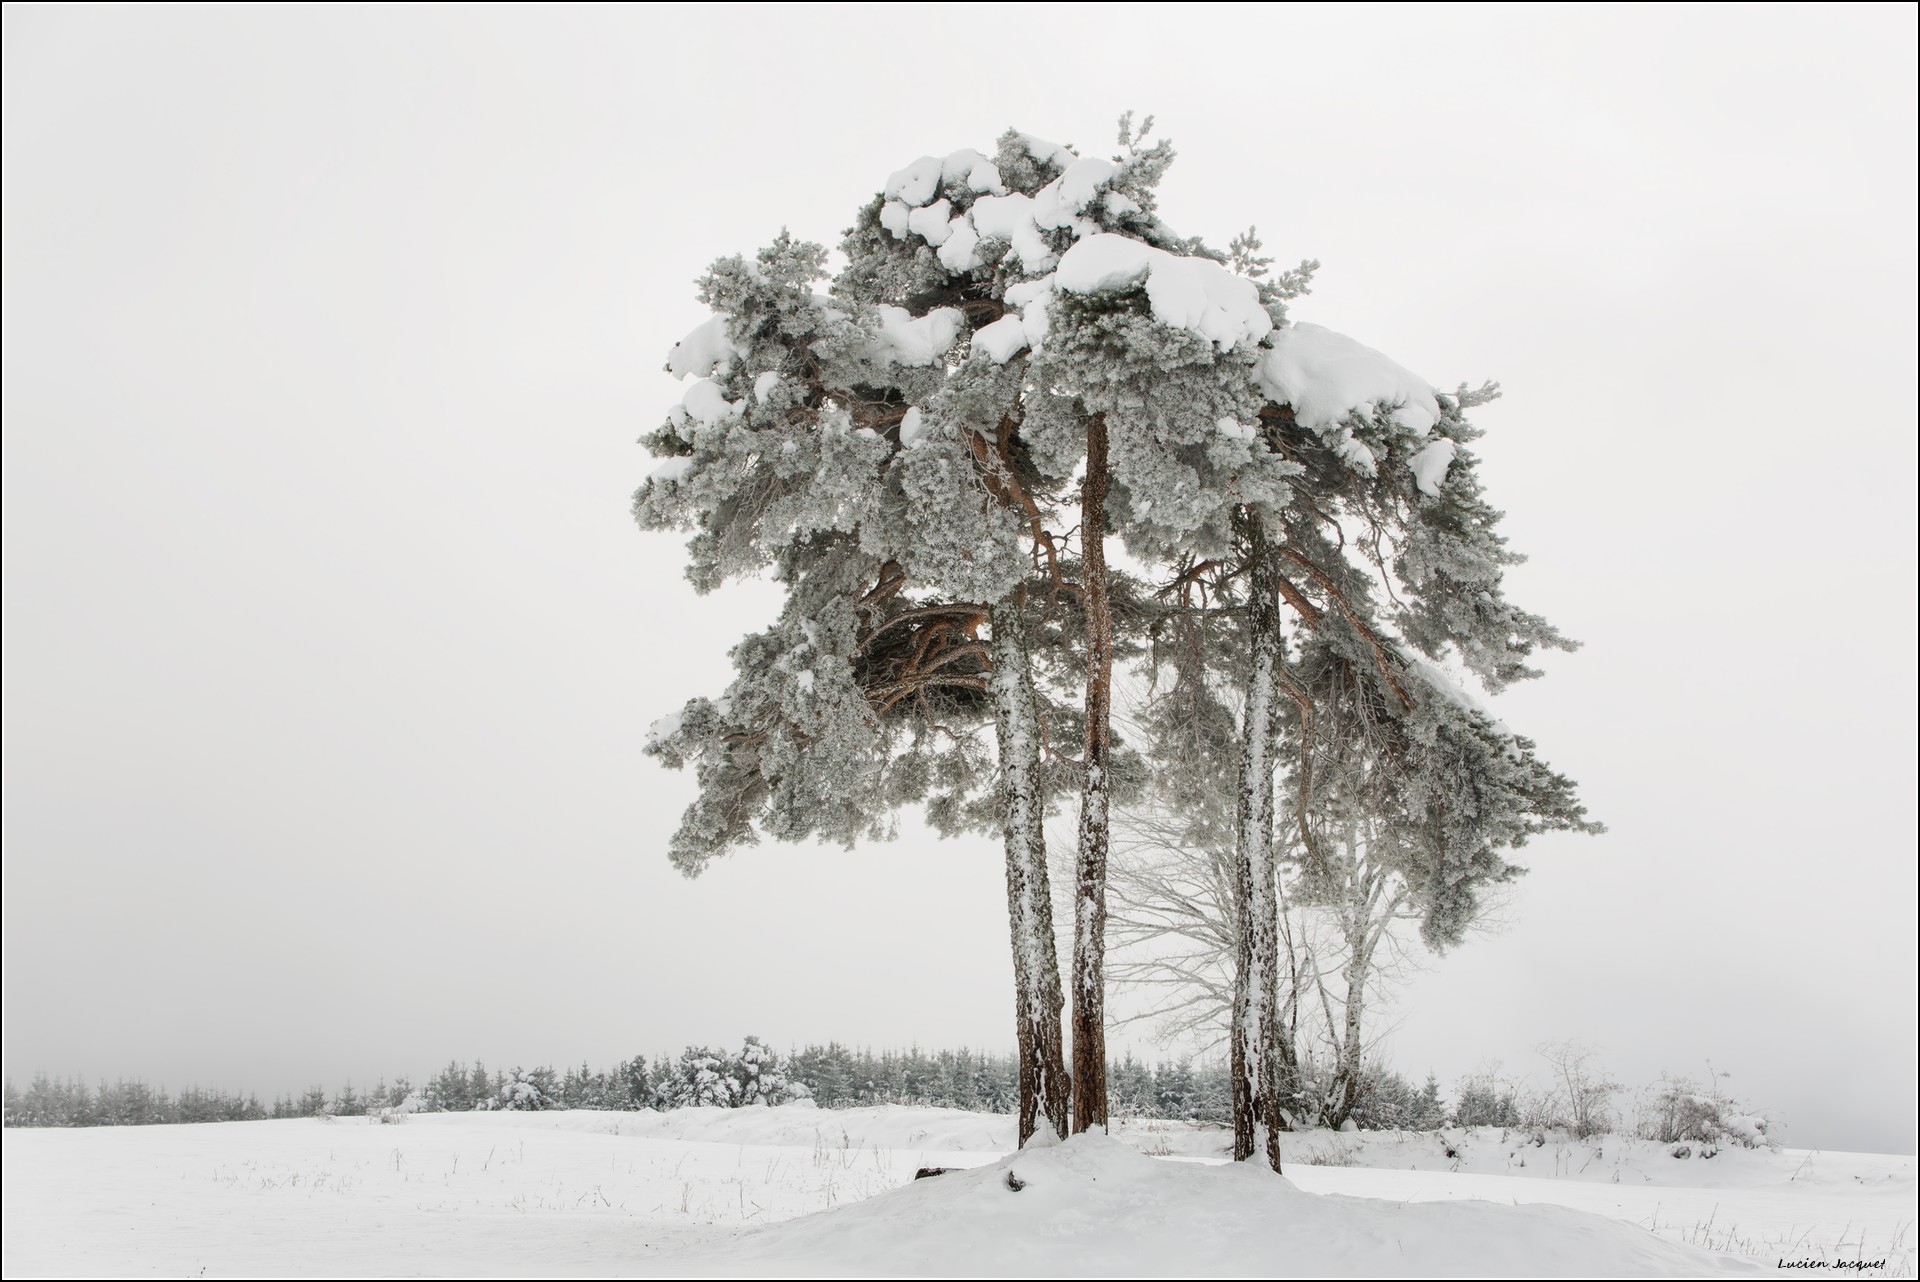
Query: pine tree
[[658, 1047, 739, 1109], [1413, 1072, 1446, 1130], [1109, 1054, 1156, 1119], [1155, 1060, 1197, 1121], [430, 1060, 470, 1112], [1068, 162, 1600, 1165], [734, 1036, 791, 1106], [618, 1055, 652, 1110], [638, 118, 1286, 1138], [637, 117, 1595, 1154], [468, 1062, 491, 1111], [634, 142, 1103, 1143]]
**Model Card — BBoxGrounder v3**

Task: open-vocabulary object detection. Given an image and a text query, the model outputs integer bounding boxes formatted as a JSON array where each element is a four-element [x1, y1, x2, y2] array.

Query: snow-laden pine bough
[[634, 114, 1598, 1168]]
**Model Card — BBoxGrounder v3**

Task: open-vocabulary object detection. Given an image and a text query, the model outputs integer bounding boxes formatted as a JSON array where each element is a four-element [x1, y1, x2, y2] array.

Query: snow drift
[[683, 1132, 1754, 1277]]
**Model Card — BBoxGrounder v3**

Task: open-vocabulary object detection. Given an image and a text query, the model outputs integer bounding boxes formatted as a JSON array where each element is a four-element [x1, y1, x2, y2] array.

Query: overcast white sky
[[3, 4, 1915, 1152]]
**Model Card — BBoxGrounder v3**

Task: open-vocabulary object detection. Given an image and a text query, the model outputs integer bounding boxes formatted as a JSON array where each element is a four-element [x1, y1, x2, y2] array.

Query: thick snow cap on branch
[[882, 146, 1113, 273], [883, 156, 946, 208], [1032, 158, 1117, 231], [973, 314, 1032, 364], [907, 199, 955, 245], [946, 194, 1056, 271], [1014, 132, 1075, 169], [679, 378, 744, 429], [1408, 437, 1457, 496], [873, 305, 964, 366], [884, 150, 1006, 207], [649, 456, 694, 486], [1056, 233, 1273, 351], [1257, 323, 1441, 435], [899, 406, 931, 447], [972, 277, 1057, 365], [667, 315, 744, 381]]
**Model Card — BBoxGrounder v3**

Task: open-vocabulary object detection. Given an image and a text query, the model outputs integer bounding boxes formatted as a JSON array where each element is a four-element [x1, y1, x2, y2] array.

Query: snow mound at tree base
[[686, 1133, 1759, 1277]]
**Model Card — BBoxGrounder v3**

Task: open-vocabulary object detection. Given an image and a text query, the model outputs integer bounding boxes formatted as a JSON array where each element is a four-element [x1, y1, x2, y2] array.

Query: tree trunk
[[1323, 940, 1370, 1131], [990, 601, 1071, 1146], [1272, 1013, 1303, 1131], [1273, 913, 1305, 1128], [1072, 412, 1112, 1134], [1230, 514, 1286, 1172]]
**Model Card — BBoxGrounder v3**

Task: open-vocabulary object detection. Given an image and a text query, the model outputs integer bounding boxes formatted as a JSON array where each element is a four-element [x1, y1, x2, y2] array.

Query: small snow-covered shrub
[[1719, 1112, 1772, 1149], [368, 1092, 425, 1125], [1636, 1069, 1773, 1150]]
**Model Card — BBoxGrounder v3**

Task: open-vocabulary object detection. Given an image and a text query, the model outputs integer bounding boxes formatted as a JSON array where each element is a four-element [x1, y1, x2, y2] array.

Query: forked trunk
[[990, 601, 1071, 1145], [1072, 412, 1112, 1134]]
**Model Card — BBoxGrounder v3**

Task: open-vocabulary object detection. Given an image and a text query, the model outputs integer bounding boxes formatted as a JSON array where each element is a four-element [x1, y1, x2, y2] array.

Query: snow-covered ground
[[3, 1106, 1910, 1277]]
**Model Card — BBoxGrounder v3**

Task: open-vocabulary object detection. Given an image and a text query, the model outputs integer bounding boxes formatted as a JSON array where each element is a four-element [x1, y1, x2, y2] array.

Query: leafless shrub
[[1535, 1039, 1622, 1140]]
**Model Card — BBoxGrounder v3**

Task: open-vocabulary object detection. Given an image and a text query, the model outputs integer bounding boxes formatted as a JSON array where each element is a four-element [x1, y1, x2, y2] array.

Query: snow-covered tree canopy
[[634, 125, 1242, 874], [1283, 633, 1600, 952], [636, 114, 1593, 945]]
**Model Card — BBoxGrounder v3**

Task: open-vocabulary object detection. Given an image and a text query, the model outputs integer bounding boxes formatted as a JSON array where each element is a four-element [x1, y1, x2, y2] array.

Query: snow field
[[3, 1106, 1911, 1277]]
